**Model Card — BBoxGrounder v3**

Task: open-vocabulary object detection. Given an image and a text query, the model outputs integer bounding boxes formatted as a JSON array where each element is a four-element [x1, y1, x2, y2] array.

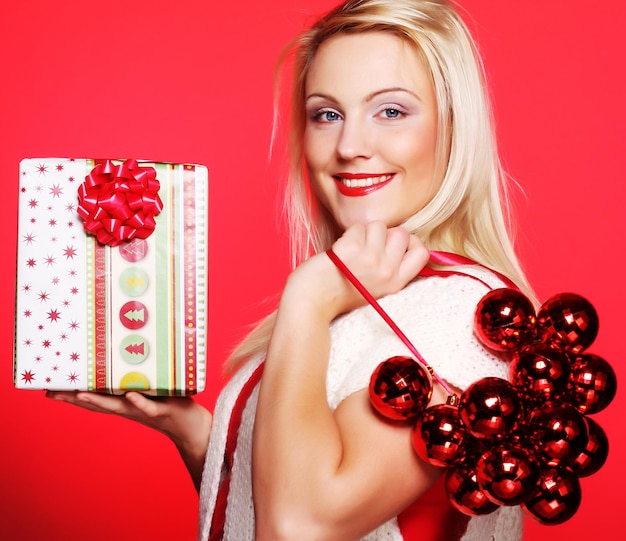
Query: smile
[[334, 174, 394, 197]]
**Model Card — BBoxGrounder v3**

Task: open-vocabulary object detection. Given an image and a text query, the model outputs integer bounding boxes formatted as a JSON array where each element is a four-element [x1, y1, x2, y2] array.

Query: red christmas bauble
[[476, 442, 539, 505], [570, 416, 609, 477], [509, 342, 571, 405], [536, 293, 599, 353], [459, 377, 524, 439], [445, 462, 500, 516], [568, 353, 617, 414], [521, 467, 581, 525], [474, 288, 537, 351], [369, 356, 433, 421], [529, 403, 588, 466], [412, 404, 468, 467], [475, 443, 541, 506]]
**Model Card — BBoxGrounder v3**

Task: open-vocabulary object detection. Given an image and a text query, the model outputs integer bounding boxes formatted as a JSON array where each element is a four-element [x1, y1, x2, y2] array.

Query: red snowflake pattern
[[63, 245, 77, 259], [21, 370, 35, 383]]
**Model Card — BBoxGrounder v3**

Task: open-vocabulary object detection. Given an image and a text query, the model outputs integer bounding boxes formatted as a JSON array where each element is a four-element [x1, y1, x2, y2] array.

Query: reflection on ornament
[[510, 343, 571, 404], [369, 356, 433, 421], [412, 404, 467, 467], [568, 353, 617, 414], [459, 377, 523, 439], [529, 403, 588, 466], [570, 416, 609, 477], [474, 288, 536, 351], [445, 462, 500, 516], [476, 444, 541, 506], [537, 293, 599, 353], [522, 467, 581, 525]]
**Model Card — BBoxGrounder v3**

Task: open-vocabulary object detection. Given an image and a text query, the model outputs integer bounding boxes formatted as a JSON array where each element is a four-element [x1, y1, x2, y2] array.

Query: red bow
[[77, 159, 163, 246]]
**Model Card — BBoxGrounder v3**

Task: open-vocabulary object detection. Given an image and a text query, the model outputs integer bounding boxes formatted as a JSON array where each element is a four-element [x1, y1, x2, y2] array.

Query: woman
[[49, 1, 533, 539]]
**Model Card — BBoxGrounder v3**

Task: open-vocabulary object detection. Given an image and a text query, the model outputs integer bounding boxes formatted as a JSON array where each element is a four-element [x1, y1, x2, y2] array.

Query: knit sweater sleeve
[[325, 267, 510, 410]]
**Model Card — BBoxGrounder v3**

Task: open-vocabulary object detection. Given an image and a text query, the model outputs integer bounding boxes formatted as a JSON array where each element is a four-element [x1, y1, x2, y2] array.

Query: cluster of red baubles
[[368, 288, 617, 525]]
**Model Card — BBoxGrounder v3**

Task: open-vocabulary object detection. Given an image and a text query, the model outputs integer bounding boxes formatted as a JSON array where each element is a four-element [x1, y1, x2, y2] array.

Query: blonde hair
[[226, 0, 534, 371]]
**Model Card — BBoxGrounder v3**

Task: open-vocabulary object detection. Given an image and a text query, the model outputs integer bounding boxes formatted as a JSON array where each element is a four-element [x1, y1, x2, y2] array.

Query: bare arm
[[252, 223, 442, 540], [47, 391, 212, 492]]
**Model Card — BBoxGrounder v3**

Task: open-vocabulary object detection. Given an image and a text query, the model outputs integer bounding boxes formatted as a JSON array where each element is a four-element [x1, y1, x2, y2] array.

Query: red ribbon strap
[[77, 159, 164, 246], [325, 248, 519, 396]]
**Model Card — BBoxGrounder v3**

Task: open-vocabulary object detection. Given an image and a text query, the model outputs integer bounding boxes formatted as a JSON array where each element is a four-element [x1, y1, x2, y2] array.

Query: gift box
[[14, 158, 208, 395]]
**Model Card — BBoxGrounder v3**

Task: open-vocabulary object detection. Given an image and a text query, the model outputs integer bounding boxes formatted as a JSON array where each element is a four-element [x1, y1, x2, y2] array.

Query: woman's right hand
[[46, 390, 212, 491], [283, 222, 429, 322]]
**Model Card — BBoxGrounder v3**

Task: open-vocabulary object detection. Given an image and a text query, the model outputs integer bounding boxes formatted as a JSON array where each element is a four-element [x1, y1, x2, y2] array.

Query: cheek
[[303, 128, 336, 173]]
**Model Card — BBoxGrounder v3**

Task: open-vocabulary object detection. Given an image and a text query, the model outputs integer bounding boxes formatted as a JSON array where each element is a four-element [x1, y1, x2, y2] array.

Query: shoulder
[[326, 267, 511, 406]]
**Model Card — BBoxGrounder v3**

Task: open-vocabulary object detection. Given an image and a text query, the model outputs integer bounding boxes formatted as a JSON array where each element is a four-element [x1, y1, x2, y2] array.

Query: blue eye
[[312, 109, 341, 122], [382, 107, 404, 119]]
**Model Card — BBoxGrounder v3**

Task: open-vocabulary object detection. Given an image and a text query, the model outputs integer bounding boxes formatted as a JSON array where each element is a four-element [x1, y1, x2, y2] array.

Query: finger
[[398, 236, 430, 284], [363, 221, 388, 253], [384, 227, 411, 258], [48, 391, 117, 415], [338, 223, 366, 246], [71, 392, 139, 417], [125, 392, 161, 418]]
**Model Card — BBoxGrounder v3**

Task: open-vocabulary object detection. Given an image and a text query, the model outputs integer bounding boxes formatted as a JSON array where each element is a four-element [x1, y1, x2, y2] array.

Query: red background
[[1, 1, 624, 539]]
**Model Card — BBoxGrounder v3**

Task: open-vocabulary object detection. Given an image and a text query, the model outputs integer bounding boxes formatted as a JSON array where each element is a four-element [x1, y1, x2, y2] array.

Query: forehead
[[306, 31, 432, 97]]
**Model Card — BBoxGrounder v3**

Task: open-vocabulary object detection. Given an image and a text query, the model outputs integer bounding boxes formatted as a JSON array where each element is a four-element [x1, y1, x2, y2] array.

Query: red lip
[[334, 174, 394, 197]]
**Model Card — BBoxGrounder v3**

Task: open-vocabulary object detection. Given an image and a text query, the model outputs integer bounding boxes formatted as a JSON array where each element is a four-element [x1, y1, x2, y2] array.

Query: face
[[303, 31, 440, 231]]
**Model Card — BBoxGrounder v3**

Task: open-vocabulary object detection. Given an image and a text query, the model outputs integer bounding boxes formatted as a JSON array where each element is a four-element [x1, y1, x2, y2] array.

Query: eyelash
[[379, 105, 407, 119], [310, 105, 408, 123], [311, 108, 341, 122]]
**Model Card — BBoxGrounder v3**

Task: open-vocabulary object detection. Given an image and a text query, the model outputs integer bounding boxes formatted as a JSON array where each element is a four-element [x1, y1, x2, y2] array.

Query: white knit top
[[198, 267, 524, 541]]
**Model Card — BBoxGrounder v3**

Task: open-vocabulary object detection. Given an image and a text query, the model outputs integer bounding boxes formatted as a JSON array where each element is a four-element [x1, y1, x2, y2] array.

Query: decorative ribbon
[[77, 159, 163, 246]]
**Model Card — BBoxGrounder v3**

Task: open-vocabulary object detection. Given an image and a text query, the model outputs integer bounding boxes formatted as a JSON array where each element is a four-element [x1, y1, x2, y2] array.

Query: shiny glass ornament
[[521, 467, 581, 525], [568, 353, 617, 414], [412, 404, 468, 467], [474, 288, 537, 351], [369, 356, 433, 421], [529, 403, 588, 466], [509, 342, 571, 404], [537, 293, 599, 353], [475, 444, 541, 506], [459, 377, 524, 439], [445, 462, 499, 516], [570, 416, 609, 477]]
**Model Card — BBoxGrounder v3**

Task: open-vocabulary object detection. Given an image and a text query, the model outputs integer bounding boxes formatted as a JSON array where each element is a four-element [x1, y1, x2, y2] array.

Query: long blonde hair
[[226, 0, 534, 372]]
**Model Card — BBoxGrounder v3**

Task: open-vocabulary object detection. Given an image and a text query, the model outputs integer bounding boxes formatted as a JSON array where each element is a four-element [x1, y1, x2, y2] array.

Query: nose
[[335, 116, 372, 161]]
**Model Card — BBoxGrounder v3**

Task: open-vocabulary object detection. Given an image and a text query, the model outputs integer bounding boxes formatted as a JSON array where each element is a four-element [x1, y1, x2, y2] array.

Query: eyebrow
[[305, 87, 421, 104]]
